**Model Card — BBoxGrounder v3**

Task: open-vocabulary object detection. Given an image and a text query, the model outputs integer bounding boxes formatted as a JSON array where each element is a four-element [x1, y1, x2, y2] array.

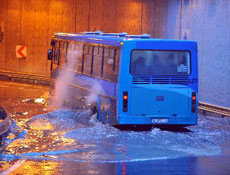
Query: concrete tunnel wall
[[0, 0, 167, 76], [0, 0, 229, 108], [165, 0, 230, 108]]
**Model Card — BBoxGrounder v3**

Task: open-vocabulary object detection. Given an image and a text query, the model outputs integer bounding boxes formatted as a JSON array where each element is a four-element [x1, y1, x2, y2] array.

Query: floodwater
[[0, 80, 230, 175]]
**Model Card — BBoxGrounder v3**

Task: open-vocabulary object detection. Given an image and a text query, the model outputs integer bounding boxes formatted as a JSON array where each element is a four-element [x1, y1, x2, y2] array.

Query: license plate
[[152, 118, 168, 124]]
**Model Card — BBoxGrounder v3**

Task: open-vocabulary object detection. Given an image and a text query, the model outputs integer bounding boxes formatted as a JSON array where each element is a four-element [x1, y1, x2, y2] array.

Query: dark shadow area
[[157, 125, 192, 133], [114, 124, 192, 133], [114, 125, 153, 131]]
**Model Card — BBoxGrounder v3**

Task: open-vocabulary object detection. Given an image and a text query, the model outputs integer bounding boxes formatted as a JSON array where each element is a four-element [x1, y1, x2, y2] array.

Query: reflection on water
[[2, 107, 230, 162], [0, 160, 60, 175], [0, 81, 230, 174]]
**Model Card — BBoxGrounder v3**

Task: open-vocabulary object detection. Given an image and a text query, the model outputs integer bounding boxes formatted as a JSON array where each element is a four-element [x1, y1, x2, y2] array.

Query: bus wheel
[[91, 104, 99, 120]]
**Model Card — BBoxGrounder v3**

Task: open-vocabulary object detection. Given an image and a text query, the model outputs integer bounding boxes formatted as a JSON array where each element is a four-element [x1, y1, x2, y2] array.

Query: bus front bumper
[[117, 115, 198, 125]]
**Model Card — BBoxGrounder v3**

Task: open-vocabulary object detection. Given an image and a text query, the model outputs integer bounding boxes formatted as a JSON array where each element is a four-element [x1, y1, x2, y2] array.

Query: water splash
[[52, 43, 83, 107], [49, 43, 107, 110], [86, 81, 105, 105], [3, 109, 230, 163]]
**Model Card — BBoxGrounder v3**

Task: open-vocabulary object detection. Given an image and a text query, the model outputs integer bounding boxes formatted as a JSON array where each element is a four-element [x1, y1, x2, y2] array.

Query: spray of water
[[86, 80, 105, 106], [51, 43, 106, 109], [52, 43, 82, 107]]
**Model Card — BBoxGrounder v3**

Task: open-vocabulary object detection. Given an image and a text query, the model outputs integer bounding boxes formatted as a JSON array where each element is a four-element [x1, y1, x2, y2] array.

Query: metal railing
[[199, 102, 230, 117], [0, 70, 50, 86]]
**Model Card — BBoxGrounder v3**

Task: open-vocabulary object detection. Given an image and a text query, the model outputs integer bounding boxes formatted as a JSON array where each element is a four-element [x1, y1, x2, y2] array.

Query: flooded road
[[0, 81, 230, 175]]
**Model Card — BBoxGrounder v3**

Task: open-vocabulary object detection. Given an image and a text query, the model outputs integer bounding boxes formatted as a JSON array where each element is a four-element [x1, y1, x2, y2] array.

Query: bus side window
[[53, 43, 57, 64], [55, 41, 60, 64], [51, 40, 60, 70], [92, 46, 103, 77], [114, 49, 120, 75], [65, 42, 68, 64], [59, 41, 66, 67], [66, 43, 75, 69], [76, 44, 83, 73], [103, 48, 114, 81], [83, 45, 92, 75], [57, 41, 60, 65]]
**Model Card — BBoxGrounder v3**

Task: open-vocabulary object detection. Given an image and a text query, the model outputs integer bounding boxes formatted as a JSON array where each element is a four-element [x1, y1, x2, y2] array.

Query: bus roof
[[53, 32, 197, 47]]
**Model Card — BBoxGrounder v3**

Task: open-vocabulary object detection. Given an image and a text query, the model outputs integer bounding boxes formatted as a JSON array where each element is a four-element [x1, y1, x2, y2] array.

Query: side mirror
[[48, 49, 53, 60]]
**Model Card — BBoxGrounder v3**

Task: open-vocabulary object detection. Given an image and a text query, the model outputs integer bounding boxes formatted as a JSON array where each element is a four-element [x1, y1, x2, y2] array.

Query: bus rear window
[[130, 50, 190, 75]]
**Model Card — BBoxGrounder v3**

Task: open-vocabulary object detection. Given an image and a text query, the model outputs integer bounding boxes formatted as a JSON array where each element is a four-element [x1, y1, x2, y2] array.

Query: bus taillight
[[123, 92, 128, 112], [192, 92, 196, 113], [192, 96, 196, 101]]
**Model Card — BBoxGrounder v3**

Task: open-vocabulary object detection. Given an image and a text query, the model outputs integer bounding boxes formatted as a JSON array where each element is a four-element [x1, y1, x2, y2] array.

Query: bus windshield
[[130, 50, 190, 75]]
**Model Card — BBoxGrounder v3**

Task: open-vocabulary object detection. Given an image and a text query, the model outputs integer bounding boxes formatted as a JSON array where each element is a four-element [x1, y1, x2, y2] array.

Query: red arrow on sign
[[18, 46, 26, 58]]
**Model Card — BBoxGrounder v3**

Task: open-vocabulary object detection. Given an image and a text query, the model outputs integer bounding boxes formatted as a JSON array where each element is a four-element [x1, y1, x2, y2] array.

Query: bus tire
[[91, 104, 99, 120]]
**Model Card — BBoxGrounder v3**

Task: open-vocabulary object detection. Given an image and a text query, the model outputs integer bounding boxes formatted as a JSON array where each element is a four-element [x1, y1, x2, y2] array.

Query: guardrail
[[0, 70, 50, 86], [199, 102, 230, 117]]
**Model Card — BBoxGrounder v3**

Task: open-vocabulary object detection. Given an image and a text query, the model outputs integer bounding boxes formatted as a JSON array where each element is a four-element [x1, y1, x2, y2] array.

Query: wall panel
[[141, 0, 149, 34], [20, 0, 35, 73], [142, 0, 167, 38], [0, 0, 7, 69], [165, 0, 181, 39], [116, 0, 142, 34], [48, 0, 63, 40], [89, 0, 103, 31], [75, 0, 90, 32], [154, 0, 167, 38], [142, 0, 155, 36], [47, 0, 63, 75], [101, 0, 117, 32], [62, 0, 76, 33], [5, 0, 21, 72], [33, 0, 49, 75]]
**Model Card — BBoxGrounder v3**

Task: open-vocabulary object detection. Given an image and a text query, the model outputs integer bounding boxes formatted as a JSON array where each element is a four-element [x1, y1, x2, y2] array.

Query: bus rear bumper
[[117, 115, 198, 125]]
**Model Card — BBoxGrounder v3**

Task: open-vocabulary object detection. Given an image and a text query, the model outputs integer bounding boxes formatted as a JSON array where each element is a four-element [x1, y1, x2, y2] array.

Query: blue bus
[[48, 31, 198, 128]]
